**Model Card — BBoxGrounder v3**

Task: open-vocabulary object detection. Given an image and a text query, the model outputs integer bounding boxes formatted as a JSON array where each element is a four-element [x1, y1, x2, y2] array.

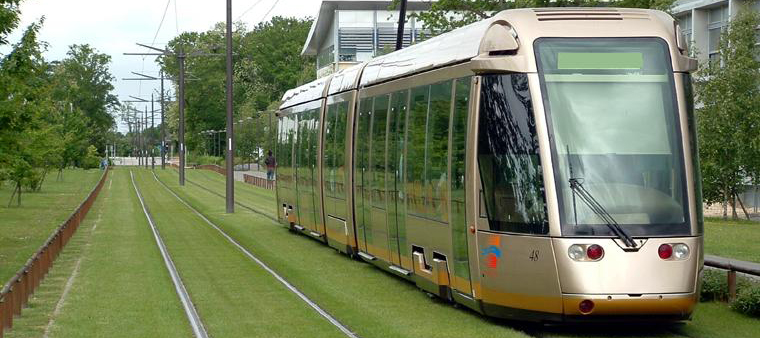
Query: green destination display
[[558, 52, 644, 69]]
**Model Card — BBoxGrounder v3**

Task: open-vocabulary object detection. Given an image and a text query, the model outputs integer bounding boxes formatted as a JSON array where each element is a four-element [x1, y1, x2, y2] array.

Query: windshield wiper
[[568, 178, 638, 248]]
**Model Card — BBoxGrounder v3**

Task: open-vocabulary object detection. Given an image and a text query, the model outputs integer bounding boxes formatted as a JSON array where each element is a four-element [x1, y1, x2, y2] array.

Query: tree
[[52, 44, 118, 155], [694, 9, 760, 220], [0, 19, 49, 205], [0, 0, 22, 46], [236, 16, 315, 112], [391, 0, 675, 33]]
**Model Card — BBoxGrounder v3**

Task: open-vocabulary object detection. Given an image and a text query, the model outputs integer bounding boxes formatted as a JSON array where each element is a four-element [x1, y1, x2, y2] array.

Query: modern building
[[673, 0, 760, 63], [302, 0, 433, 78]]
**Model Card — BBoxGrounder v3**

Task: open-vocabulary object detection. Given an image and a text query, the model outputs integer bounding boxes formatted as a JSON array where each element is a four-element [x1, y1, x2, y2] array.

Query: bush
[[732, 283, 760, 317], [23, 168, 44, 192], [701, 269, 728, 302], [82, 145, 100, 169]]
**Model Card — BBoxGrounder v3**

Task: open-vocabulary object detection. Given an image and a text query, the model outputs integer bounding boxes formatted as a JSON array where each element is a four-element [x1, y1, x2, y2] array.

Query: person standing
[[265, 150, 276, 180]]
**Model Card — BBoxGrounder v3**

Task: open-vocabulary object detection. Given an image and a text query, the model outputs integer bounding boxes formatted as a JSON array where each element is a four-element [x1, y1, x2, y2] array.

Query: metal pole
[[225, 0, 235, 213], [179, 47, 186, 185], [151, 93, 155, 170], [144, 106, 148, 169], [395, 0, 408, 51], [161, 70, 166, 169]]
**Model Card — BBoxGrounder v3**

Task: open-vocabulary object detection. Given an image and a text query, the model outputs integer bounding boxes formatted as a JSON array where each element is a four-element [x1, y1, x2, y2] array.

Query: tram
[[274, 8, 703, 322]]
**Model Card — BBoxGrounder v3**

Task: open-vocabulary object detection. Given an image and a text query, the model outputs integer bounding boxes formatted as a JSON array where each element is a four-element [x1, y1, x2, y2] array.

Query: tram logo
[[481, 236, 502, 269]]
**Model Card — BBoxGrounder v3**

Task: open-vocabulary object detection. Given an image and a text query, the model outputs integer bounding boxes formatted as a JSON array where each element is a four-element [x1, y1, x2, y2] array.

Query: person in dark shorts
[[264, 150, 276, 180]]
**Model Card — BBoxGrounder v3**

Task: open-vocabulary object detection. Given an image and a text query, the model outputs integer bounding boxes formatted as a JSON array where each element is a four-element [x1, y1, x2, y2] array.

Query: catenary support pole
[[161, 70, 166, 169], [395, 0, 408, 51], [179, 47, 186, 185], [151, 93, 155, 170], [225, 0, 235, 213], [144, 106, 148, 169]]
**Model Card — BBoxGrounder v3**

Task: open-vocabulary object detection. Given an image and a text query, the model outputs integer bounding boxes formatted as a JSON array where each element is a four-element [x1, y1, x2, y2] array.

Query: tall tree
[[694, 9, 760, 219], [53, 44, 119, 155], [0, 0, 22, 46], [236, 16, 315, 111], [392, 0, 675, 33], [0, 19, 50, 205]]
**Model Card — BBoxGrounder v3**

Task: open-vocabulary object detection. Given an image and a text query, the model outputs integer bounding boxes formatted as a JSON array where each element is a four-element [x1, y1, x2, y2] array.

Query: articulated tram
[[274, 8, 703, 322]]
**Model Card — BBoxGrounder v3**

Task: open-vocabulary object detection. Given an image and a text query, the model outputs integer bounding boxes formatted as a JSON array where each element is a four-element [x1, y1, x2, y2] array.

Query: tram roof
[[280, 7, 684, 110]]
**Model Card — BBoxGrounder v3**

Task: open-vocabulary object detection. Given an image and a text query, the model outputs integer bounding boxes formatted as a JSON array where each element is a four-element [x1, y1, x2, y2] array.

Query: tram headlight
[[673, 243, 690, 260], [568, 245, 586, 261]]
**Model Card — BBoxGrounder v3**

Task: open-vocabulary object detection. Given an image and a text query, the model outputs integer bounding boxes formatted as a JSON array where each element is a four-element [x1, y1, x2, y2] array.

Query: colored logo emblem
[[481, 236, 502, 269]]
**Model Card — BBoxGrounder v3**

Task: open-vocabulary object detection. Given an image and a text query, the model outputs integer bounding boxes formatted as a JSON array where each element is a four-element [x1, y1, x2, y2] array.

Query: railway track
[[181, 174, 278, 223], [150, 171, 359, 338], [129, 171, 210, 338]]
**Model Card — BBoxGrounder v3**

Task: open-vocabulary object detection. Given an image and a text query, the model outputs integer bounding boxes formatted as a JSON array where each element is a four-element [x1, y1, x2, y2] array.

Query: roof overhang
[[302, 0, 433, 56]]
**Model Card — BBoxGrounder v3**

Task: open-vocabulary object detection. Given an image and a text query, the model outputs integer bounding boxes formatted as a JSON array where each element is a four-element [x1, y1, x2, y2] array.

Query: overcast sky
[[1, 0, 322, 132]]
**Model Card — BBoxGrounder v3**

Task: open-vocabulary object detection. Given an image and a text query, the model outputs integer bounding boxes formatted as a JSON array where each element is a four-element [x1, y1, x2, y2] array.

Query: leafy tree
[[160, 17, 312, 160], [0, 0, 22, 46], [0, 19, 49, 205], [694, 9, 760, 219], [391, 0, 675, 33], [52, 44, 118, 155], [236, 16, 315, 111]]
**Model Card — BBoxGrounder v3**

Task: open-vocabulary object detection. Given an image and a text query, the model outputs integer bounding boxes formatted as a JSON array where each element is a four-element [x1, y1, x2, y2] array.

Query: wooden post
[[728, 270, 737, 302]]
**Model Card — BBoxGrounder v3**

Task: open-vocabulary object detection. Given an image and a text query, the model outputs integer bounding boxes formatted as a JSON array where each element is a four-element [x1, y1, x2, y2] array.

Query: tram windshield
[[535, 38, 690, 237]]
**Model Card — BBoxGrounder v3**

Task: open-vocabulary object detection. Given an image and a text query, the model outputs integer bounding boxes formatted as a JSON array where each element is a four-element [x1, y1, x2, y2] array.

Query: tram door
[[385, 90, 409, 268]]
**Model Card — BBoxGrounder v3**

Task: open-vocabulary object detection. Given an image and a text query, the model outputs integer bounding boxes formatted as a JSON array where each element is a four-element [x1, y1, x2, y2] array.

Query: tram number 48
[[529, 250, 540, 262]]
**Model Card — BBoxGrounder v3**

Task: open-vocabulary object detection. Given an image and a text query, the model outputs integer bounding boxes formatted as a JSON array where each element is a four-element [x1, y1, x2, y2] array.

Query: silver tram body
[[274, 8, 703, 322]]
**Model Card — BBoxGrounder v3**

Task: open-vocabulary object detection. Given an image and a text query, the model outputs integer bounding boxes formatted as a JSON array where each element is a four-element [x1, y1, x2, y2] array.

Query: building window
[[677, 14, 692, 52], [707, 5, 728, 63], [317, 46, 334, 70]]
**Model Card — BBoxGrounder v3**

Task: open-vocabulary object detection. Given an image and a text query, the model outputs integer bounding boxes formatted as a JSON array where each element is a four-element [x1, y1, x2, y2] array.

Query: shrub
[[701, 269, 728, 301], [82, 145, 100, 169], [732, 283, 760, 317]]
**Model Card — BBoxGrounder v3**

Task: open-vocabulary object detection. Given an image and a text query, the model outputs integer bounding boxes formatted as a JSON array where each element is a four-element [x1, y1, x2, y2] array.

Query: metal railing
[[704, 255, 760, 301], [0, 167, 110, 337]]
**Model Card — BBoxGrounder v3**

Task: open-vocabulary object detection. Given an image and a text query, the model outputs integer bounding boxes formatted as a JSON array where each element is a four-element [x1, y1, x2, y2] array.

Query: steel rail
[[151, 171, 359, 338], [129, 171, 209, 338], [183, 175, 278, 223]]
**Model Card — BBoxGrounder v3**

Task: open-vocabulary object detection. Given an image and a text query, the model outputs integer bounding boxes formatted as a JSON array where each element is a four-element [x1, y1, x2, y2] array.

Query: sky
[[1, 0, 322, 132]]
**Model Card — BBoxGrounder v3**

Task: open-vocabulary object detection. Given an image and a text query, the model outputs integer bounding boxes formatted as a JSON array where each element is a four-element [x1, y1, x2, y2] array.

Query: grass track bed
[[133, 169, 343, 337], [156, 169, 532, 338], [0, 169, 101, 282], [158, 168, 760, 338], [6, 168, 191, 338]]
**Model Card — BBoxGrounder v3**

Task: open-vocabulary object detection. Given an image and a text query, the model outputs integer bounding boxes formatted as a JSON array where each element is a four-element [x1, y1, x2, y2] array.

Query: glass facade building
[[302, 1, 433, 78]]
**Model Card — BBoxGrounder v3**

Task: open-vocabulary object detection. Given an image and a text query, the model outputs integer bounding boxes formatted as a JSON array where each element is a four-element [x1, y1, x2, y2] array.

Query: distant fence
[[243, 173, 275, 190], [193, 164, 275, 190], [704, 255, 760, 301], [0, 167, 110, 337]]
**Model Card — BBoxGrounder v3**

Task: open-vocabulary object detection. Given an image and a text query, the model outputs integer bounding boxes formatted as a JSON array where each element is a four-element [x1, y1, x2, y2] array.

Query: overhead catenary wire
[[235, 0, 266, 21], [258, 0, 281, 24]]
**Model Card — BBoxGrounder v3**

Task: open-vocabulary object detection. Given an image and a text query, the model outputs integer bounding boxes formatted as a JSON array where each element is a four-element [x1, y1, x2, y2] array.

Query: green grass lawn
[[164, 168, 760, 338], [0, 169, 102, 283], [133, 169, 343, 337], [704, 217, 760, 262], [157, 168, 533, 338], [5, 168, 191, 338]]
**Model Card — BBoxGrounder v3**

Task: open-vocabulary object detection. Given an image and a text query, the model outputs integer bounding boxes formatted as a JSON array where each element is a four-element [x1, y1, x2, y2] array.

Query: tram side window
[[323, 105, 337, 216], [333, 101, 349, 205], [406, 86, 430, 218], [478, 74, 548, 234], [371, 95, 390, 209], [425, 81, 452, 221]]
